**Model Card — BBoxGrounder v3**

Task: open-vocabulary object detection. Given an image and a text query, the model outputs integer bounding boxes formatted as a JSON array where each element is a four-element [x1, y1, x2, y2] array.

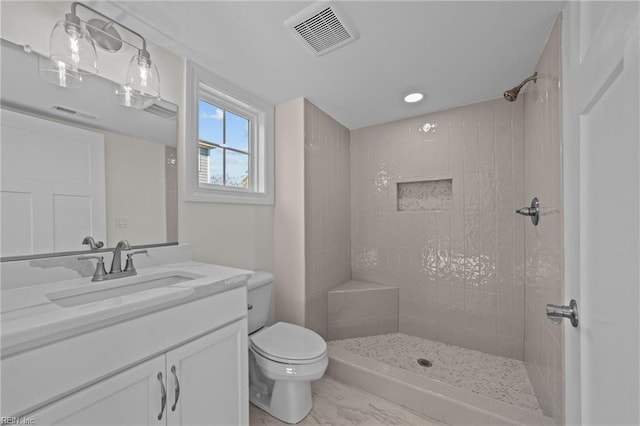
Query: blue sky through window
[[199, 100, 250, 187], [199, 100, 223, 144], [226, 111, 249, 151]]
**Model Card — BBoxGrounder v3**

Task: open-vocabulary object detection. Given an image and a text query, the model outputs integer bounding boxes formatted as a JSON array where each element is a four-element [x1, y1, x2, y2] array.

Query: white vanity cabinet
[[3, 282, 250, 426], [28, 319, 248, 426], [28, 355, 166, 425], [166, 320, 247, 425]]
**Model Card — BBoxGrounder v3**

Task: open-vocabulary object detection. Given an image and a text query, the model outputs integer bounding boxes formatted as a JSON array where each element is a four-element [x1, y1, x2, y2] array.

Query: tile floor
[[249, 376, 444, 425], [330, 333, 542, 413]]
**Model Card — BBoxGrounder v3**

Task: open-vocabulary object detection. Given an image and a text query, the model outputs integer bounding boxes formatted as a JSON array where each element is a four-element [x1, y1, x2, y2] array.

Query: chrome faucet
[[78, 240, 148, 282], [110, 240, 132, 274], [81, 236, 104, 250]]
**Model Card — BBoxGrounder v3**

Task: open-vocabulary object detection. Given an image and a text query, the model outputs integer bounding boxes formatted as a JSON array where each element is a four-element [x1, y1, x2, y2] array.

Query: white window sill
[[184, 185, 273, 205]]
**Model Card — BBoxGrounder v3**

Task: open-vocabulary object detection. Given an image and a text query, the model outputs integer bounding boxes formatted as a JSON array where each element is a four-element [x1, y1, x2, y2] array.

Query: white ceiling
[[104, 1, 564, 129]]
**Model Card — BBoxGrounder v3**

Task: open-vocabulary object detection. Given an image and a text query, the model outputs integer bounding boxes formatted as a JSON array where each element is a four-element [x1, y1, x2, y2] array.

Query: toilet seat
[[251, 343, 327, 365], [250, 322, 327, 364]]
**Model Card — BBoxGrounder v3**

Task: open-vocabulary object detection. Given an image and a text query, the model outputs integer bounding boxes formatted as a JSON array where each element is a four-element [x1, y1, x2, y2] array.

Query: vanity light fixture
[[404, 92, 424, 103], [40, 2, 160, 109]]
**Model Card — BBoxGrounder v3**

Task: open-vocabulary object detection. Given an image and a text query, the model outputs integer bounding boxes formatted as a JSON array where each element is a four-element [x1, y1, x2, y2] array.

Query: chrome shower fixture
[[503, 72, 537, 102], [516, 197, 540, 226]]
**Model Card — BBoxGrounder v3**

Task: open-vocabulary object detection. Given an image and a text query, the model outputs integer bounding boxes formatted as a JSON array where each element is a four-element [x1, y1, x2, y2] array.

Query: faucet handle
[[124, 250, 148, 274], [78, 255, 108, 281]]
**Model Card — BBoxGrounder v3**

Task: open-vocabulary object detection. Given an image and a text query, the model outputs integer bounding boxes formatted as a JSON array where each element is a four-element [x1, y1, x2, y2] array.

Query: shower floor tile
[[329, 333, 543, 414]]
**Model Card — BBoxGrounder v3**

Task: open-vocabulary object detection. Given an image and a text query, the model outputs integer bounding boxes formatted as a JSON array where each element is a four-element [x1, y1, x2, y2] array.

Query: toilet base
[[248, 326, 328, 424], [249, 352, 319, 424], [270, 380, 313, 423], [250, 379, 313, 424]]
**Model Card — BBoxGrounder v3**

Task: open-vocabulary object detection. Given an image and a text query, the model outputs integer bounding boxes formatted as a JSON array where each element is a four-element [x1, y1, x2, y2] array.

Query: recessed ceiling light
[[404, 92, 424, 103]]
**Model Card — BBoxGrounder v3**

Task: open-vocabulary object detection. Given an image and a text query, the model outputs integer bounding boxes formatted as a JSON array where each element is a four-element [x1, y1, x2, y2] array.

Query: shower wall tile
[[351, 97, 525, 360], [304, 99, 351, 339], [523, 16, 564, 425]]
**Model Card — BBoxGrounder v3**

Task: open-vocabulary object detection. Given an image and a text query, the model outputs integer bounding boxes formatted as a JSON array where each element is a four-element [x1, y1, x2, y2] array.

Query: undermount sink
[[47, 272, 201, 307]]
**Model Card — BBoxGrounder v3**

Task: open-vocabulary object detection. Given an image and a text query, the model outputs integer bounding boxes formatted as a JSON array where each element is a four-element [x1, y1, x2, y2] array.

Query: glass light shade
[[48, 19, 98, 77], [114, 54, 160, 109], [38, 55, 83, 88], [113, 84, 156, 109]]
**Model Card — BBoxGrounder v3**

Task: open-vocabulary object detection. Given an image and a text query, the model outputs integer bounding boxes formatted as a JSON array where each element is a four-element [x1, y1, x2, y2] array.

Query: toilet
[[247, 272, 328, 424]]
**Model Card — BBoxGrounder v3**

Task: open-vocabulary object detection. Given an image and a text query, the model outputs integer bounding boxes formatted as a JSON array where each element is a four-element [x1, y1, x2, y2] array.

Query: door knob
[[546, 299, 579, 327], [516, 197, 540, 225]]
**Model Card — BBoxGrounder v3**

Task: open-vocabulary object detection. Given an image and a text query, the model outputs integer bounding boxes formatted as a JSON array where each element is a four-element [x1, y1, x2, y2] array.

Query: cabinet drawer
[[2, 286, 246, 417]]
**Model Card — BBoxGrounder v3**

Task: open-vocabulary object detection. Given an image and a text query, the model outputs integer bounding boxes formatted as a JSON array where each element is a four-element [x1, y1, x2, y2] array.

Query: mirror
[[0, 39, 178, 259]]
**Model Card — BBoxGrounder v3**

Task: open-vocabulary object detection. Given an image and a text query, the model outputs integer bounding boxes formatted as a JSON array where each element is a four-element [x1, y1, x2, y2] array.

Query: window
[[198, 101, 250, 188], [185, 61, 274, 204]]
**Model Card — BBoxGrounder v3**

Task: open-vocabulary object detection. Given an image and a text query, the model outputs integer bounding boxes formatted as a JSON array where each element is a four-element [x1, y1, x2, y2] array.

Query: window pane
[[198, 100, 223, 144], [209, 147, 224, 185], [225, 151, 249, 188], [225, 111, 249, 151]]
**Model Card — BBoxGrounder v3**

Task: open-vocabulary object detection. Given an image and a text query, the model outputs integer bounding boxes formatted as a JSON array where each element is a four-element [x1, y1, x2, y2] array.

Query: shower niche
[[396, 178, 452, 211]]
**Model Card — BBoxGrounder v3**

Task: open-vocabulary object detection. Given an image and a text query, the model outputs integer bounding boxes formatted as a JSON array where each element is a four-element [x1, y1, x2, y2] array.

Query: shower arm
[[504, 72, 538, 102], [514, 73, 538, 91]]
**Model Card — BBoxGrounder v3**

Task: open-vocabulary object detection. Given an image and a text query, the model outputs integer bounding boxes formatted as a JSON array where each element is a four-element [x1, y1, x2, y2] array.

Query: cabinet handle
[[171, 365, 180, 411], [157, 372, 167, 420]]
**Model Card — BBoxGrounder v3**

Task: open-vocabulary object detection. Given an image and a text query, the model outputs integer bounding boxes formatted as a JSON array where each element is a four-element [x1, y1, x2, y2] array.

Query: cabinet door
[[166, 319, 248, 426], [29, 356, 166, 426]]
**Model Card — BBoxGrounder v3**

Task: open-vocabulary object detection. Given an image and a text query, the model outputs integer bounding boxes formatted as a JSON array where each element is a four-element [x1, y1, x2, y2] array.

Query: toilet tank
[[247, 271, 273, 334]]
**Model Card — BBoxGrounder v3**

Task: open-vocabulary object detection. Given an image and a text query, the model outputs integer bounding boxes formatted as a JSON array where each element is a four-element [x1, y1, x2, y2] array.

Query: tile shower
[[335, 95, 543, 425], [275, 14, 564, 426], [350, 96, 526, 360], [324, 16, 564, 426]]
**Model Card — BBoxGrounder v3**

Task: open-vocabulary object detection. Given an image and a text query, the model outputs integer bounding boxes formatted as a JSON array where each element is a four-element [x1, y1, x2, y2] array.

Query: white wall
[[104, 132, 166, 247], [1, 1, 275, 273], [179, 203, 273, 271]]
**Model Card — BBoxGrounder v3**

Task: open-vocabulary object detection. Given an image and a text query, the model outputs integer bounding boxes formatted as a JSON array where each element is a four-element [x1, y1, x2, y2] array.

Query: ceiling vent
[[51, 105, 99, 121], [285, 2, 359, 56], [144, 99, 178, 119]]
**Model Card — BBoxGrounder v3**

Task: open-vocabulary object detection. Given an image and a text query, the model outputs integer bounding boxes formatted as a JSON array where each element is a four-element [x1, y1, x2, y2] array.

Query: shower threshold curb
[[327, 345, 554, 426]]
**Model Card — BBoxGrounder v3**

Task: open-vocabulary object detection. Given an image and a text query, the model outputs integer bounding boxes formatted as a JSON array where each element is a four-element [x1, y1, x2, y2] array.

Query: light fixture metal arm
[[70, 1, 148, 53]]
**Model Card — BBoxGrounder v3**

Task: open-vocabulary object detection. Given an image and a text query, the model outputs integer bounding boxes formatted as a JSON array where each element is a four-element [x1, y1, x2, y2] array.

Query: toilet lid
[[250, 322, 327, 361]]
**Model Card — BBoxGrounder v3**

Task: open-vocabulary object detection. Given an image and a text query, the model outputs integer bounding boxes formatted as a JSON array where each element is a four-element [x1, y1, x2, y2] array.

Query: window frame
[[184, 60, 274, 204]]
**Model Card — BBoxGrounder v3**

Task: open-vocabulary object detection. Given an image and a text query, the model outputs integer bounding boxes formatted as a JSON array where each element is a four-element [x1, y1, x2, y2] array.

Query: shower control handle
[[546, 300, 579, 327], [516, 207, 536, 216], [516, 197, 540, 226]]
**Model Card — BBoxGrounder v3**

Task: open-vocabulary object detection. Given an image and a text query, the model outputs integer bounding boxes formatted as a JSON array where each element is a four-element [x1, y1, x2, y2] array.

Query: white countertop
[[1, 261, 253, 357]]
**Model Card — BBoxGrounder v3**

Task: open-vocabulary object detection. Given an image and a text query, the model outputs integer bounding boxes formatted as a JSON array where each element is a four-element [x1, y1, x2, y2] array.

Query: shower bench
[[327, 280, 398, 340]]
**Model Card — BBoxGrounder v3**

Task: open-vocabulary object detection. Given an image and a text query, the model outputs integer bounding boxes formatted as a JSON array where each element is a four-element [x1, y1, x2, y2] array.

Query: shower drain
[[417, 358, 432, 367]]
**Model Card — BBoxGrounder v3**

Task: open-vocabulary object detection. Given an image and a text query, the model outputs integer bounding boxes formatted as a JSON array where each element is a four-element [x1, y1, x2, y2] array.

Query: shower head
[[503, 72, 538, 102]]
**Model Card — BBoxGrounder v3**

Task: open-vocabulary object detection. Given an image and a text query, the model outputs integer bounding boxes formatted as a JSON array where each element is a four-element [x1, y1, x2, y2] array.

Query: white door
[[0, 109, 106, 256], [29, 356, 166, 425], [166, 320, 248, 426], [563, 2, 640, 425]]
